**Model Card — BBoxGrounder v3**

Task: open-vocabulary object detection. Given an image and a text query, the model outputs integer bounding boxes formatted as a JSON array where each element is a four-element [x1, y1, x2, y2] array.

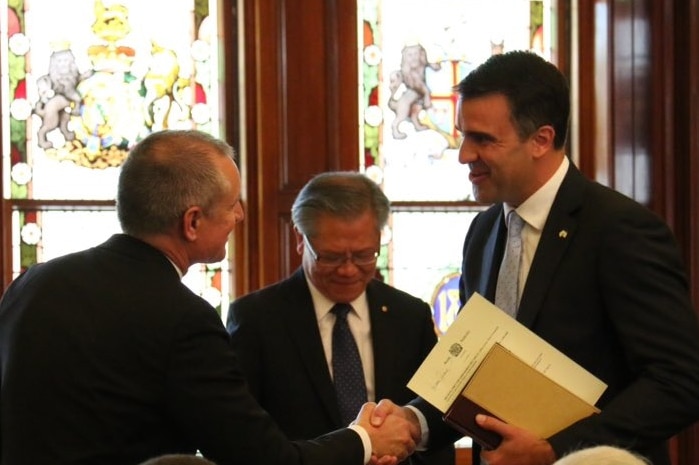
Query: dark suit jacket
[[227, 268, 454, 465], [413, 164, 699, 465], [0, 234, 363, 465]]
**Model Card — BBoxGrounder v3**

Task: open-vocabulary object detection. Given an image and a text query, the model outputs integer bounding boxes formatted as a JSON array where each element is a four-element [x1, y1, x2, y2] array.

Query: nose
[[335, 257, 362, 274], [458, 138, 477, 165]]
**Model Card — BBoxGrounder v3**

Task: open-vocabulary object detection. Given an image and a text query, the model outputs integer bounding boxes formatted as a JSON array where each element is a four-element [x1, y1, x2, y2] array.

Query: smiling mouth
[[469, 171, 489, 184]]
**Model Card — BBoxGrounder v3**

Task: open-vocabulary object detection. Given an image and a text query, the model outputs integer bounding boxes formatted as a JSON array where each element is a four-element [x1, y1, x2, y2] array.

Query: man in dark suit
[[371, 50, 699, 465], [0, 130, 416, 465], [227, 172, 454, 465]]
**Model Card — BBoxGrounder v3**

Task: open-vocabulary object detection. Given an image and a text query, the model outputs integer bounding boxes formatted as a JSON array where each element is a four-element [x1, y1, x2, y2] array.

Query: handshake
[[352, 399, 421, 465]]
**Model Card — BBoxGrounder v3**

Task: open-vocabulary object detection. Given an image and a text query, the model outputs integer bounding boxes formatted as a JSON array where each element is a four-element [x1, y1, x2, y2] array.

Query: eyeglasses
[[303, 235, 379, 268]]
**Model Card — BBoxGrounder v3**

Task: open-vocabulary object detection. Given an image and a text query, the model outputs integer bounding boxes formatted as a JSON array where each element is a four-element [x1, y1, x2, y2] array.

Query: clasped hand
[[353, 400, 421, 465], [362, 401, 557, 465]]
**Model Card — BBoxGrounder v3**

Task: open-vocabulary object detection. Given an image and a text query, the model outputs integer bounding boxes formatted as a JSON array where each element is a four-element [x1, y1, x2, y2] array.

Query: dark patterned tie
[[495, 210, 525, 318], [331, 303, 368, 425]]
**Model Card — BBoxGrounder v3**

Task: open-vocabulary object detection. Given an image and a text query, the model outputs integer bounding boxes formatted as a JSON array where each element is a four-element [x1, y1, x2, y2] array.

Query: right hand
[[369, 399, 421, 442], [353, 402, 417, 462]]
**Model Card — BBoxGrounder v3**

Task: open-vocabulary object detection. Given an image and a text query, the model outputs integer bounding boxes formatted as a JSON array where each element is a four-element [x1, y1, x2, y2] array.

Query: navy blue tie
[[331, 303, 368, 425]]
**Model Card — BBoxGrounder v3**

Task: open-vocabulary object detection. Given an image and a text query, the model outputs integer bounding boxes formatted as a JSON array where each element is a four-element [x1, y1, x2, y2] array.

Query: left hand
[[477, 414, 557, 465]]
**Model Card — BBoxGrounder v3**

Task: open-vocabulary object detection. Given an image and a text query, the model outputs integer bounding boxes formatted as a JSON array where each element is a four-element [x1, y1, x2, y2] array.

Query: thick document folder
[[443, 343, 600, 449]]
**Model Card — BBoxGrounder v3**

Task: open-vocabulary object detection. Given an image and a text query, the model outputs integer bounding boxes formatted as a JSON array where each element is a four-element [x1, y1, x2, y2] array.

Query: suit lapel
[[481, 214, 507, 300], [517, 164, 585, 327], [464, 207, 507, 303], [281, 270, 343, 425]]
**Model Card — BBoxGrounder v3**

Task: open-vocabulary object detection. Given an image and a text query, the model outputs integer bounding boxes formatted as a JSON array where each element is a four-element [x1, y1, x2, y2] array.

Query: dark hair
[[117, 130, 235, 237], [291, 171, 390, 238], [455, 50, 570, 149]]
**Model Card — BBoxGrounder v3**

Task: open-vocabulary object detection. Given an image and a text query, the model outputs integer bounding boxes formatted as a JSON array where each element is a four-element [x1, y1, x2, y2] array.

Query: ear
[[182, 206, 203, 242], [292, 226, 304, 255], [530, 125, 555, 159]]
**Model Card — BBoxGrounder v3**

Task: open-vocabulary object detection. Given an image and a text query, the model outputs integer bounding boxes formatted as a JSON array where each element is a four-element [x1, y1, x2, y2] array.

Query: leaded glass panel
[[1, 0, 229, 313], [360, 0, 555, 333]]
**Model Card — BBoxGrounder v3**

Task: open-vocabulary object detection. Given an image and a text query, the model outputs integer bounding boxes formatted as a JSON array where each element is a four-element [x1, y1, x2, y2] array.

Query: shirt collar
[[166, 257, 184, 278], [304, 274, 368, 320], [503, 156, 569, 231]]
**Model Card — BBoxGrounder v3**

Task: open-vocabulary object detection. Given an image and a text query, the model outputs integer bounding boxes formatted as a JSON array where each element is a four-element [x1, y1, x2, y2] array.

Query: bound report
[[408, 293, 607, 449]]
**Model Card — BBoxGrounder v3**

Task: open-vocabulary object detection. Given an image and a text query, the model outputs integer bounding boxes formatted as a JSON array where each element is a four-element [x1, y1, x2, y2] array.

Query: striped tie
[[495, 211, 524, 318]]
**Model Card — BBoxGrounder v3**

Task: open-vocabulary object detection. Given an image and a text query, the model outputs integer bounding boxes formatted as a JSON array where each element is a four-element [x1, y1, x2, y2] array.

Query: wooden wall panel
[[575, 1, 699, 463], [664, 0, 699, 461], [233, 0, 359, 294]]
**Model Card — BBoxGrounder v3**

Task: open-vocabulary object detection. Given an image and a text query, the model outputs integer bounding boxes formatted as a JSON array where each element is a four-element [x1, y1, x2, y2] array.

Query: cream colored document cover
[[408, 293, 607, 413], [456, 343, 600, 439]]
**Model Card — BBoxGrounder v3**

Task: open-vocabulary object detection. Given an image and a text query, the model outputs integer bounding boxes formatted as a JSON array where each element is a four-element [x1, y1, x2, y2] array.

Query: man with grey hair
[[0, 132, 416, 465], [227, 171, 454, 465]]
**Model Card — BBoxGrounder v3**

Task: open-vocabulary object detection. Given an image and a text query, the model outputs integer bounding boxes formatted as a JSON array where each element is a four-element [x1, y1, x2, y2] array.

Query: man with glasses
[[227, 171, 454, 465]]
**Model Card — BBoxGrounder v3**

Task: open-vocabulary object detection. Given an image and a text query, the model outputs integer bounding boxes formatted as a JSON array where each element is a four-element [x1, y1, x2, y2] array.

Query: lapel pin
[[381, 305, 388, 313], [559, 230, 568, 239]]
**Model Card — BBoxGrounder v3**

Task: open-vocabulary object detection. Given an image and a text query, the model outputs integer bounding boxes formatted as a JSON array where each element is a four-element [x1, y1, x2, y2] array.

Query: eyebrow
[[463, 130, 497, 142]]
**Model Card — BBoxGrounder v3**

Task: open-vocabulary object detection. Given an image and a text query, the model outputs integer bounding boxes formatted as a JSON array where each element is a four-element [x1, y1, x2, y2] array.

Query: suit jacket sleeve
[[545, 196, 699, 458], [166, 296, 364, 465]]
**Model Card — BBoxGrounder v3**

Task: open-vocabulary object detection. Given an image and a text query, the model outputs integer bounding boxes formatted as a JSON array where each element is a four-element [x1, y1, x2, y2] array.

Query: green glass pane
[[2, 0, 221, 201], [3, 0, 229, 316]]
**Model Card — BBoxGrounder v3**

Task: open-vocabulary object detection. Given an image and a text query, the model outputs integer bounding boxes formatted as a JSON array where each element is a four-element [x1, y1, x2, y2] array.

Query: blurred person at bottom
[[553, 446, 650, 465]]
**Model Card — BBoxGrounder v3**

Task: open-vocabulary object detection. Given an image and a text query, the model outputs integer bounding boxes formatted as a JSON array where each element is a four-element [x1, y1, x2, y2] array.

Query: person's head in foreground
[[554, 445, 650, 465], [139, 454, 217, 465]]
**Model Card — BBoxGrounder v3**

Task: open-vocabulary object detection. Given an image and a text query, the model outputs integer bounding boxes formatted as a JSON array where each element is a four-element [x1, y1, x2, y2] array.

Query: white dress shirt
[[502, 156, 569, 300], [306, 277, 376, 403]]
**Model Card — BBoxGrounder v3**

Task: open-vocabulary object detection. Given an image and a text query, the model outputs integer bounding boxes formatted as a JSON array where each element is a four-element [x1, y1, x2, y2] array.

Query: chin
[[473, 189, 495, 205], [328, 288, 363, 304]]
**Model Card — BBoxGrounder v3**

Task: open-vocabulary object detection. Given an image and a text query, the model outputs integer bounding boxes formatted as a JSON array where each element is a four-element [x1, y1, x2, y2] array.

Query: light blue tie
[[331, 303, 368, 425], [495, 211, 525, 318]]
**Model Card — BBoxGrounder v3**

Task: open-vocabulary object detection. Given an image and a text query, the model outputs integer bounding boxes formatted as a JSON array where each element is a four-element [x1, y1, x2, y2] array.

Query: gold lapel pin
[[381, 305, 388, 313], [559, 230, 568, 239]]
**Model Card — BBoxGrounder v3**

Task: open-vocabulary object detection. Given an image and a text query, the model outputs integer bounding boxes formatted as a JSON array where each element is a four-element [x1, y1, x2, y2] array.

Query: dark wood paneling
[[689, 0, 699, 307], [455, 447, 473, 465], [575, 0, 600, 178], [235, 0, 358, 294], [666, 0, 699, 462]]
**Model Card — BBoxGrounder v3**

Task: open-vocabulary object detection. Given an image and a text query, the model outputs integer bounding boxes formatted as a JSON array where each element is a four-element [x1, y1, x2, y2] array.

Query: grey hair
[[554, 446, 650, 465], [291, 171, 390, 237], [117, 130, 235, 237]]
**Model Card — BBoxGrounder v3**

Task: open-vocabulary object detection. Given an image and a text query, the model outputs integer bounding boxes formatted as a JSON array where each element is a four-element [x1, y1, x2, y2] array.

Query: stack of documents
[[407, 293, 607, 449]]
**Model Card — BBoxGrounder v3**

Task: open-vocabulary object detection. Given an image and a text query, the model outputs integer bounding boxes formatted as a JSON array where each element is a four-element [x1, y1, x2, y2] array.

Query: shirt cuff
[[348, 424, 372, 464], [405, 405, 429, 450]]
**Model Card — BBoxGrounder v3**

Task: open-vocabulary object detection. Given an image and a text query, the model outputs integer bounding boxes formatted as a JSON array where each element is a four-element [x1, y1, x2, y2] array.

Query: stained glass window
[[1, 0, 228, 313], [360, 0, 555, 331]]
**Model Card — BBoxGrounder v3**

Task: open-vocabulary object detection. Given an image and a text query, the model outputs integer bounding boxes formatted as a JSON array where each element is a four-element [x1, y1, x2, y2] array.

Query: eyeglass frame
[[302, 234, 379, 268]]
